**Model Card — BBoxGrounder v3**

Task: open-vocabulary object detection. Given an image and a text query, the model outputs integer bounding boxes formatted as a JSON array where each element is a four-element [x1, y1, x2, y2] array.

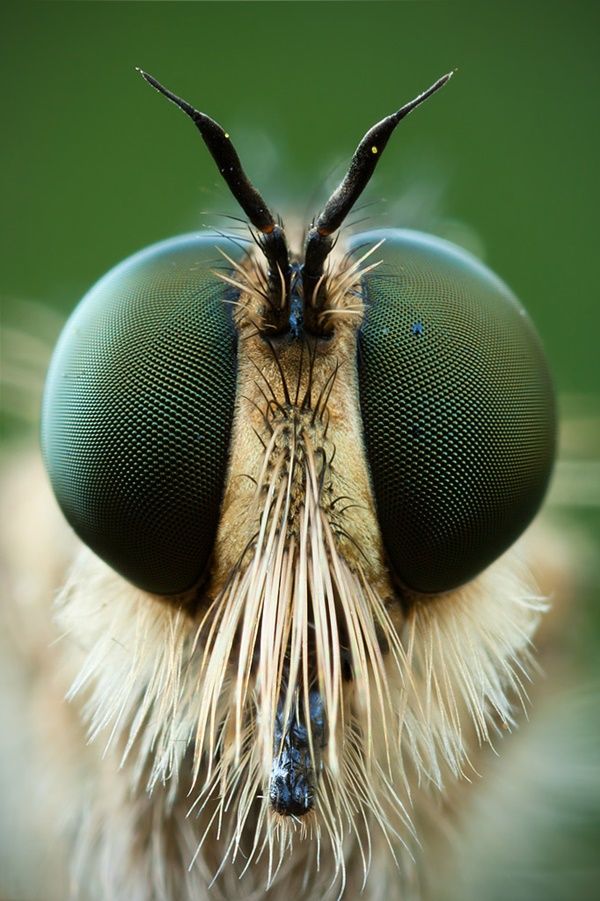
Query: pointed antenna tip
[[439, 69, 458, 87], [136, 68, 164, 94], [135, 69, 177, 106], [435, 70, 455, 90]]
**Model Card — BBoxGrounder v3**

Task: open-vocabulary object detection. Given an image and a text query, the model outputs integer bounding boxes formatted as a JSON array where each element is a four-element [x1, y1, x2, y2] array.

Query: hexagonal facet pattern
[[41, 234, 241, 595]]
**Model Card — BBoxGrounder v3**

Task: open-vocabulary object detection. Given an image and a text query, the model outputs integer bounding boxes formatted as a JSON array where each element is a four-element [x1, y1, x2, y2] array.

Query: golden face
[[37, 70, 556, 897]]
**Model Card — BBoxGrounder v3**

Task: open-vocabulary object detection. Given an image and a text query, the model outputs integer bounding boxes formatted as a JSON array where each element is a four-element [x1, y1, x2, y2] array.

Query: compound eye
[[355, 229, 556, 594], [41, 234, 242, 595]]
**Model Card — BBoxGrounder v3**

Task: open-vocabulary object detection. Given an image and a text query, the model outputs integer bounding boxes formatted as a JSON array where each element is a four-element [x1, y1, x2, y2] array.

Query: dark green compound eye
[[355, 229, 556, 594], [41, 234, 243, 595]]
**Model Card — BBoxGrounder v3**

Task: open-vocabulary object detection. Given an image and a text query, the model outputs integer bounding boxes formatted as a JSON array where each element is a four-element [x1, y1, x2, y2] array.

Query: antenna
[[137, 69, 290, 328], [303, 71, 453, 333]]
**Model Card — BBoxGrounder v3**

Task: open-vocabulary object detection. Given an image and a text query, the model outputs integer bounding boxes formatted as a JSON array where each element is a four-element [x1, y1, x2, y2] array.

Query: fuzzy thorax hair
[[55, 243, 547, 898]]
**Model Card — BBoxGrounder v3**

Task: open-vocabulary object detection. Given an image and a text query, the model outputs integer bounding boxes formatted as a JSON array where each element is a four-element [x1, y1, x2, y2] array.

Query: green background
[[1, 2, 599, 899]]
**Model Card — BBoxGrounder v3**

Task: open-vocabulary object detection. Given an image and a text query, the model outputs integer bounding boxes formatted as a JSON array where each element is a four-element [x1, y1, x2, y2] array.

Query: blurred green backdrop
[[1, 1, 599, 899]]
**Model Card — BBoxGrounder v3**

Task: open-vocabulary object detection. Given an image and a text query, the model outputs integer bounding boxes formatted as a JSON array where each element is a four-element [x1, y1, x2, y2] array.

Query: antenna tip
[[136, 67, 160, 90], [136, 69, 169, 100], [439, 70, 455, 88]]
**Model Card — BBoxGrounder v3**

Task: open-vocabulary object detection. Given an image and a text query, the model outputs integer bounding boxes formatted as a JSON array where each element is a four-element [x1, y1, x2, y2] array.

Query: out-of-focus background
[[1, 2, 598, 899]]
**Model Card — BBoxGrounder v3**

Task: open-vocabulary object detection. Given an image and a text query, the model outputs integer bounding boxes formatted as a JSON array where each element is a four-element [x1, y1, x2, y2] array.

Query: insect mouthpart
[[270, 685, 326, 817]]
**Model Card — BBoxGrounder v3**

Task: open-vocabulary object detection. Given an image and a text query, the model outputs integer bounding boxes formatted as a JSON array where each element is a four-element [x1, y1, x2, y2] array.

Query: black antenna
[[303, 71, 453, 334], [137, 69, 290, 328]]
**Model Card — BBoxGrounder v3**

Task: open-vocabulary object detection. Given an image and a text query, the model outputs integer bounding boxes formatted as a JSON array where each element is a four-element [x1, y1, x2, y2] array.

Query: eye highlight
[[41, 234, 241, 596], [355, 228, 556, 594]]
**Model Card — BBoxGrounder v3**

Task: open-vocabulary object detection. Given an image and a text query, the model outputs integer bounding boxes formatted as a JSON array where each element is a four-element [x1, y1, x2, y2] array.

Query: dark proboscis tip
[[269, 689, 325, 818]]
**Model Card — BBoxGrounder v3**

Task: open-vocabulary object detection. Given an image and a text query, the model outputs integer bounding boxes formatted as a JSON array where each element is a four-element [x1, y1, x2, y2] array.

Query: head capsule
[[40, 71, 557, 835], [41, 69, 555, 608]]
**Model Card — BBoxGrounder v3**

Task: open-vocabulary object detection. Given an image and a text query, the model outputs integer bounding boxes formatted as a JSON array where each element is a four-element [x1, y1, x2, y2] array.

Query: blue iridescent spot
[[411, 321, 424, 336]]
